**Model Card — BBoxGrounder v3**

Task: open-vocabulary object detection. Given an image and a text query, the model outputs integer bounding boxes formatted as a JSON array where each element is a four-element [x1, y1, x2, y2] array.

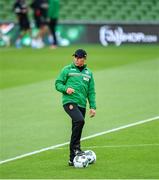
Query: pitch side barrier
[[58, 22, 159, 46], [0, 22, 159, 46]]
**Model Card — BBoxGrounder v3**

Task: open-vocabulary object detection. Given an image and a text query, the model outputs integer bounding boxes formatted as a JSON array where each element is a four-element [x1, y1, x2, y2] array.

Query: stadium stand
[[0, 0, 159, 23]]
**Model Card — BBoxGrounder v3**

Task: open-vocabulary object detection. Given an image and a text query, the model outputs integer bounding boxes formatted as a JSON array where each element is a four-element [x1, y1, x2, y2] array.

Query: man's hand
[[66, 88, 75, 94], [89, 109, 96, 118]]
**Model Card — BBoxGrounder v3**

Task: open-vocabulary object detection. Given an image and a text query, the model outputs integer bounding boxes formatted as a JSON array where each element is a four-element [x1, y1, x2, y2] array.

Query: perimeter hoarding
[[0, 23, 159, 47], [88, 24, 159, 46]]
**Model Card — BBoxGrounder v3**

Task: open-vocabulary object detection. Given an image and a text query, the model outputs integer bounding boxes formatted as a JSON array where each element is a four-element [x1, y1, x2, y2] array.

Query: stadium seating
[[0, 0, 159, 23]]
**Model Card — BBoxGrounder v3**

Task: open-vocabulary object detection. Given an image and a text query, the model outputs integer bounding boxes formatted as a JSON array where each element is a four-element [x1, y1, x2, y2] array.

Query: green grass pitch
[[0, 45, 159, 178]]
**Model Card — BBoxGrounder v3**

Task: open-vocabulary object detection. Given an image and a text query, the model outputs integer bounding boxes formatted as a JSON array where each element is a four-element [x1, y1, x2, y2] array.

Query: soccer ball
[[73, 154, 89, 168], [84, 150, 96, 164]]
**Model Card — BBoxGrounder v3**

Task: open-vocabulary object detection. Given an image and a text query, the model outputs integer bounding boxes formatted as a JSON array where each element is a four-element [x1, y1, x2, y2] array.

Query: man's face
[[74, 57, 86, 67]]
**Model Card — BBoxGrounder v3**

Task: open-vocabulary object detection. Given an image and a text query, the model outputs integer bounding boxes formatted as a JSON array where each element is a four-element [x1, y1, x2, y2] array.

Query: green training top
[[48, 0, 59, 19], [55, 62, 96, 109]]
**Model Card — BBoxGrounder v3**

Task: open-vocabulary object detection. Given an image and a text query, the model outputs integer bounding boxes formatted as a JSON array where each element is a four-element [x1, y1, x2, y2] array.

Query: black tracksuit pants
[[49, 18, 58, 45], [63, 103, 86, 161]]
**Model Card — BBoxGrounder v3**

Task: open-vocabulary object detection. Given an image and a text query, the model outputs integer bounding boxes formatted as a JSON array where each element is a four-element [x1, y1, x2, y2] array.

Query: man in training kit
[[55, 49, 96, 166], [48, 0, 59, 48], [30, 0, 48, 48], [13, 0, 30, 48]]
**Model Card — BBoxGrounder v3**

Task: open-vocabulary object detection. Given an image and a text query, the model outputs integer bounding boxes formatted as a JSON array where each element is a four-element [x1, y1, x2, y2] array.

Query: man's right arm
[[55, 68, 68, 93]]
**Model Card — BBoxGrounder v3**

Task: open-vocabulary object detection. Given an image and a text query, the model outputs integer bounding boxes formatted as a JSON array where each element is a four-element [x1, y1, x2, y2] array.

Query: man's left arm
[[88, 73, 96, 117]]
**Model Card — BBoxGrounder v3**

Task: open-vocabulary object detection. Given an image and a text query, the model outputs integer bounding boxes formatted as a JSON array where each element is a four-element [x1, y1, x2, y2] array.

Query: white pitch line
[[0, 115, 159, 165], [54, 143, 159, 150], [83, 143, 159, 149]]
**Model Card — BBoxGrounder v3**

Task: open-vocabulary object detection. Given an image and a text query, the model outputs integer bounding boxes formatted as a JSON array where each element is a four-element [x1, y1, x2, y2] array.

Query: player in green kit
[[48, 0, 59, 48], [55, 49, 96, 166]]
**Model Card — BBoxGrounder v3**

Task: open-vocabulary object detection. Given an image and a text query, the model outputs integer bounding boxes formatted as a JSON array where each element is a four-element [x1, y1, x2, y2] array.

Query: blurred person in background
[[48, 0, 59, 48], [30, 0, 49, 48], [13, 0, 30, 48]]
